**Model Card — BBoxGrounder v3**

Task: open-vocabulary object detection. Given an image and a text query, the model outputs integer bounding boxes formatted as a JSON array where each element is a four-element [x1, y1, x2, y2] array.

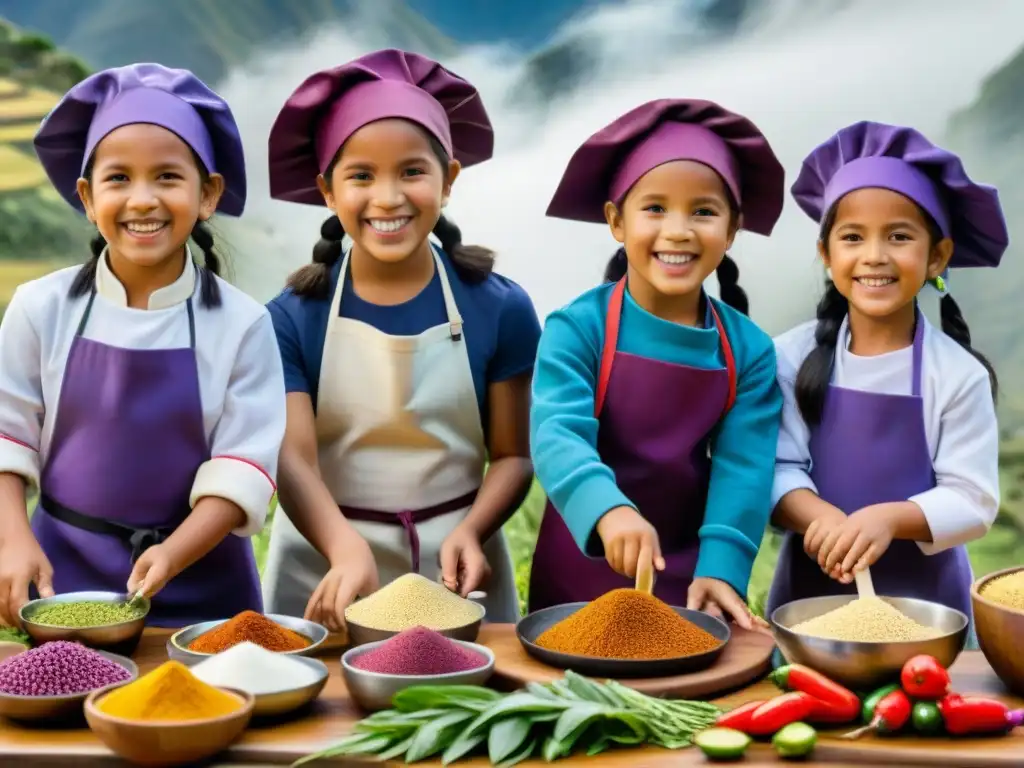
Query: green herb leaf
[[487, 715, 534, 765], [405, 710, 475, 762], [552, 703, 611, 742], [441, 730, 488, 765], [497, 735, 539, 767], [462, 694, 569, 738]]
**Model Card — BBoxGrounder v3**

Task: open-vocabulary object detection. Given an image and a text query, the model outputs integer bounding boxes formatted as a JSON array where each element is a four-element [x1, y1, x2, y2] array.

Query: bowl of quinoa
[[973, 566, 1024, 696]]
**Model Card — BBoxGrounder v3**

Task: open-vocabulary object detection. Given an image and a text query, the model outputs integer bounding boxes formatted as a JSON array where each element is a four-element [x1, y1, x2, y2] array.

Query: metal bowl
[[345, 598, 486, 648], [166, 614, 328, 666], [516, 602, 730, 679], [0, 650, 138, 723], [972, 566, 1024, 697], [20, 591, 150, 655], [341, 639, 494, 711], [192, 655, 329, 718], [771, 595, 968, 690]]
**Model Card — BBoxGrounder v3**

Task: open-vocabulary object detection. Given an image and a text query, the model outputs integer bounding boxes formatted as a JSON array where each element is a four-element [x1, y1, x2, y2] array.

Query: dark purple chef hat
[[792, 121, 1008, 269], [546, 98, 785, 235], [33, 63, 247, 216], [267, 48, 494, 206]]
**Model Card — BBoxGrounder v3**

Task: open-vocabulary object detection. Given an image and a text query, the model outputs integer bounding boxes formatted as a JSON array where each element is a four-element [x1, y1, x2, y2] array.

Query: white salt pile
[[191, 640, 323, 695]]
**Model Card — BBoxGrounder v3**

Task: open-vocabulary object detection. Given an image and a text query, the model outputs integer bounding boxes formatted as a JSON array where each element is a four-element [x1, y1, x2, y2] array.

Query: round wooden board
[[480, 623, 775, 698]]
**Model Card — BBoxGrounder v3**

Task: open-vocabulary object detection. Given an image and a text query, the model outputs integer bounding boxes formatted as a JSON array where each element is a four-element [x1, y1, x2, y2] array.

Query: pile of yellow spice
[[98, 660, 243, 722]]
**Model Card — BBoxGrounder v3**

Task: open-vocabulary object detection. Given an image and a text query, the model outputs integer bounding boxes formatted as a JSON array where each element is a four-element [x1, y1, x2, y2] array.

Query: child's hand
[[687, 577, 768, 632], [818, 504, 896, 582], [306, 536, 380, 634], [595, 505, 665, 579], [0, 531, 54, 627], [440, 524, 491, 597], [803, 504, 848, 559], [127, 543, 175, 600]]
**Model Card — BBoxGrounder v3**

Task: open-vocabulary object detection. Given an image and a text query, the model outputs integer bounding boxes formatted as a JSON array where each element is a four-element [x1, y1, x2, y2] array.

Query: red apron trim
[[212, 455, 277, 491], [0, 433, 37, 451], [595, 277, 737, 418]]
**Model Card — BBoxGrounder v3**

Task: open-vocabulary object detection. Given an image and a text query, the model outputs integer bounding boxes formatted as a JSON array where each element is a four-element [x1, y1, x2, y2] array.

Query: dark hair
[[794, 203, 997, 426], [287, 132, 495, 300], [70, 151, 224, 308], [602, 198, 749, 315]]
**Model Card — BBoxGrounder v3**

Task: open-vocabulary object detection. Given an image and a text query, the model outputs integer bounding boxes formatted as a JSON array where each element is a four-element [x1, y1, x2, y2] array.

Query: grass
[[0, 124, 38, 142], [0, 146, 46, 192], [0, 77, 59, 194], [0, 260, 67, 305], [0, 88, 59, 121]]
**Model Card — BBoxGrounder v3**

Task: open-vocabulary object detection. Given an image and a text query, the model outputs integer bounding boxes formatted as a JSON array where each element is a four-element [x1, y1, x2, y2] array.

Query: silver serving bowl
[[0, 650, 138, 722], [20, 591, 150, 655], [345, 598, 486, 648], [341, 638, 494, 711], [771, 595, 968, 690], [166, 614, 328, 666], [192, 655, 329, 718]]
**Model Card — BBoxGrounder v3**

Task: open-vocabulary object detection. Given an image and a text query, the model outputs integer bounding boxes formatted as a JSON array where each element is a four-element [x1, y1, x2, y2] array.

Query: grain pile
[[536, 588, 721, 660], [979, 570, 1024, 611], [790, 597, 942, 642], [345, 574, 482, 632]]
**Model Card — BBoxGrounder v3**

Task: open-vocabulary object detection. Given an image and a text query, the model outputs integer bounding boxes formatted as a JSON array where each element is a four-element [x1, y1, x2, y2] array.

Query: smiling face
[[318, 118, 460, 267], [820, 187, 953, 322], [604, 160, 737, 317], [77, 123, 224, 271]]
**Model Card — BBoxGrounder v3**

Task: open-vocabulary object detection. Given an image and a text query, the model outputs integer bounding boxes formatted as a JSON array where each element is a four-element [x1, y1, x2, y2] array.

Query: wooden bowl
[[972, 566, 1024, 696], [84, 684, 254, 767]]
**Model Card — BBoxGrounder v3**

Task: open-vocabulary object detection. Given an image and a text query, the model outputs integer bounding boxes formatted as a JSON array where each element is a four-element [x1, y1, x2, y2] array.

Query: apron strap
[[911, 308, 925, 398], [39, 493, 173, 564], [77, 290, 196, 350], [595, 277, 738, 417]]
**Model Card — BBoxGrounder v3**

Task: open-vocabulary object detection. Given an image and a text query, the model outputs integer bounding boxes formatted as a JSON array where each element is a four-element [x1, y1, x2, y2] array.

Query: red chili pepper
[[770, 664, 860, 721], [842, 689, 911, 739], [900, 655, 951, 700], [807, 696, 860, 724], [716, 700, 765, 732], [747, 692, 817, 736], [937, 694, 1024, 735]]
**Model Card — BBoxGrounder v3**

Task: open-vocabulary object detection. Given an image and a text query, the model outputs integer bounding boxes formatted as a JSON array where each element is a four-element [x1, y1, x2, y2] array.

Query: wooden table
[[1, 626, 1022, 767]]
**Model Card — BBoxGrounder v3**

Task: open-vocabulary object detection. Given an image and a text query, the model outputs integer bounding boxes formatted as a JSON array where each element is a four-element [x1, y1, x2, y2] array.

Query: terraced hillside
[[0, 76, 56, 191]]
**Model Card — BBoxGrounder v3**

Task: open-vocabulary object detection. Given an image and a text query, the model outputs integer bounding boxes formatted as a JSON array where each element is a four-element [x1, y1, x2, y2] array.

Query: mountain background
[[2, 0, 1023, 613]]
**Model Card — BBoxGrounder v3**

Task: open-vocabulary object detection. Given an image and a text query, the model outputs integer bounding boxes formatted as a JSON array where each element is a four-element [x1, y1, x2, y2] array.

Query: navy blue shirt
[[267, 249, 542, 433]]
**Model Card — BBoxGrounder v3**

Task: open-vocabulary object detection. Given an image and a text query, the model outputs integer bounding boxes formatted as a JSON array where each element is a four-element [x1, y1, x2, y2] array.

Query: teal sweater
[[530, 281, 782, 597]]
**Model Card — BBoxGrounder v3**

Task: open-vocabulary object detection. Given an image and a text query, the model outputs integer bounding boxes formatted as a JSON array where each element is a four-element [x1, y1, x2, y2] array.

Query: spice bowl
[[20, 590, 150, 655], [84, 684, 255, 767], [0, 650, 138, 723], [771, 595, 968, 690], [245, 656, 330, 718], [341, 639, 495, 711], [166, 613, 328, 666], [972, 566, 1024, 696]]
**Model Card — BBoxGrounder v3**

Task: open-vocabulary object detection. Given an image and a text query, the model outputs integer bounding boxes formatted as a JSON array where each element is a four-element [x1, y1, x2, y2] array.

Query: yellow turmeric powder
[[99, 660, 242, 721]]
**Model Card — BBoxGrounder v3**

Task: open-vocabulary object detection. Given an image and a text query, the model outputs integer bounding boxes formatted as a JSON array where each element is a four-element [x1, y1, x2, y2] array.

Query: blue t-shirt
[[267, 249, 542, 434]]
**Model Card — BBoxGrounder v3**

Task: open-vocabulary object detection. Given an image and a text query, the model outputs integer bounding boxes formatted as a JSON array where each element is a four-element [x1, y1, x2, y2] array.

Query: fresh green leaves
[[292, 671, 721, 767]]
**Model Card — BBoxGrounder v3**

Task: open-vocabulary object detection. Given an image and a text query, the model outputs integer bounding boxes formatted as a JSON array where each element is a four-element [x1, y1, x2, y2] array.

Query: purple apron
[[32, 291, 263, 627], [528, 278, 737, 611], [766, 312, 973, 619]]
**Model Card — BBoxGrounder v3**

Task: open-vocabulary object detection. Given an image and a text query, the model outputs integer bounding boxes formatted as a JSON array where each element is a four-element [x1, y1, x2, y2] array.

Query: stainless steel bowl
[[192, 655, 329, 718], [345, 598, 486, 648], [341, 638, 494, 711], [20, 591, 150, 655], [0, 650, 138, 722], [771, 595, 968, 690], [166, 614, 328, 666]]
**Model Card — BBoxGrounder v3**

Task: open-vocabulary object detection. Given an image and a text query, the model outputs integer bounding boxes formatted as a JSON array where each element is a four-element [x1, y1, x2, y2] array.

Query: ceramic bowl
[[341, 639, 494, 711], [0, 650, 138, 723], [771, 595, 968, 690], [192, 655, 330, 718], [972, 566, 1024, 696], [166, 614, 328, 666], [345, 597, 486, 648], [20, 591, 150, 655], [84, 684, 254, 767]]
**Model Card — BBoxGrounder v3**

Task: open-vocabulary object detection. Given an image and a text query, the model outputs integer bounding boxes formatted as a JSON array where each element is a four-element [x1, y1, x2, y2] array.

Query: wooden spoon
[[635, 556, 656, 596], [855, 568, 876, 599]]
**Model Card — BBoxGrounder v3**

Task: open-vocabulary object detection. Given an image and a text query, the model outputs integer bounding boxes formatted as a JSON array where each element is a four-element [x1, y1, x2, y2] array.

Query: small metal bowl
[[771, 595, 968, 690], [20, 591, 150, 655], [192, 655, 329, 718], [516, 603, 730, 679], [345, 598, 486, 648], [341, 639, 494, 711], [167, 614, 328, 666], [0, 650, 138, 723]]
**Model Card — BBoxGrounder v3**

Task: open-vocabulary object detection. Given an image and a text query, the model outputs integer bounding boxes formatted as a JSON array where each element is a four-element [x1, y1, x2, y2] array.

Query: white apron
[[262, 247, 519, 623]]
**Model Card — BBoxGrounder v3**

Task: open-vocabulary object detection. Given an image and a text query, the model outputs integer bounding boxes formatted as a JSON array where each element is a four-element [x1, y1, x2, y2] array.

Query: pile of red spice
[[188, 611, 311, 654], [536, 588, 722, 660], [351, 626, 487, 675]]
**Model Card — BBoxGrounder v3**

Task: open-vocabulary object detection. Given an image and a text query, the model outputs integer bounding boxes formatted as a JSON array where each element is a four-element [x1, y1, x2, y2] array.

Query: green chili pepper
[[861, 683, 900, 724]]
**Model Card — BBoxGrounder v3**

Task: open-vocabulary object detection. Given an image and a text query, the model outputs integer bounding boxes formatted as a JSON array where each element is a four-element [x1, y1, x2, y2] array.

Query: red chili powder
[[351, 626, 487, 675]]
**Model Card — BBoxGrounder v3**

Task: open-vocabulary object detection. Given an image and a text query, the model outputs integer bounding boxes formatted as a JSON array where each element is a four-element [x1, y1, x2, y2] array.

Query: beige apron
[[262, 247, 519, 623]]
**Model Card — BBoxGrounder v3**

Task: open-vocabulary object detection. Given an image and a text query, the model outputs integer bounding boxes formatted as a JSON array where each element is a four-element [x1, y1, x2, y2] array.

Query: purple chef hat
[[33, 63, 247, 217], [546, 99, 785, 235], [792, 121, 1008, 269], [267, 48, 494, 206]]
